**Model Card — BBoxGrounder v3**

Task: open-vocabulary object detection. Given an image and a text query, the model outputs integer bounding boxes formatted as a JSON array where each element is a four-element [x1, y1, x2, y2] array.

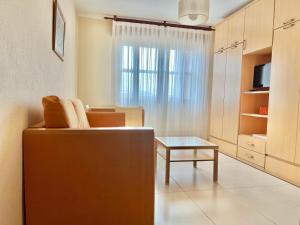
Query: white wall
[[77, 17, 113, 106], [0, 0, 77, 224]]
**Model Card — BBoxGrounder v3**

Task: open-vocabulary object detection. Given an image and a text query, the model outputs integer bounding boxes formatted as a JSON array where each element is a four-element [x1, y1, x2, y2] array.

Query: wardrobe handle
[[217, 47, 224, 54], [230, 41, 239, 49], [243, 40, 247, 51], [283, 23, 295, 30], [283, 18, 296, 26]]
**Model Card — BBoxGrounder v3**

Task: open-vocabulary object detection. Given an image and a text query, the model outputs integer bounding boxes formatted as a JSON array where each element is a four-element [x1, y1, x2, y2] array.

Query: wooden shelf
[[242, 90, 269, 95], [252, 134, 267, 140], [241, 113, 268, 119]]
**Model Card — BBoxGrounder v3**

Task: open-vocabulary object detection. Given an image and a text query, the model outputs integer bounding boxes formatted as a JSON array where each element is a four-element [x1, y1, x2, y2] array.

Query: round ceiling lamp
[[178, 0, 209, 25]]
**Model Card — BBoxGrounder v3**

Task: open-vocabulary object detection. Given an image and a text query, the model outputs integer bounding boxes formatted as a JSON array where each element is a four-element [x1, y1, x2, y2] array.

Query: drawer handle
[[247, 142, 255, 147], [246, 153, 254, 159], [283, 18, 296, 25]]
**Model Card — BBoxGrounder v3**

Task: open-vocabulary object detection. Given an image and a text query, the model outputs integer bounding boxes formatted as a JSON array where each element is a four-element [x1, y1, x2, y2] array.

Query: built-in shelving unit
[[239, 53, 272, 136], [237, 53, 272, 169]]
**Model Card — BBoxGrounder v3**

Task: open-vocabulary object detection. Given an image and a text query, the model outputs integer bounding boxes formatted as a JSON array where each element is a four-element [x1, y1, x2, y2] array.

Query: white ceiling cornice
[[75, 0, 253, 26]]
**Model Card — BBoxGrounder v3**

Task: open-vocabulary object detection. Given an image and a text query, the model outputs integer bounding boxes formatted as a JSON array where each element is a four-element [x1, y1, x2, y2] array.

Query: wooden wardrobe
[[210, 0, 300, 186]]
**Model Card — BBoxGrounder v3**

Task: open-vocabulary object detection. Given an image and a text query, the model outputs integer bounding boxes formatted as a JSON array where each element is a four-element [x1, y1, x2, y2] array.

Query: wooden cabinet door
[[214, 21, 228, 53], [222, 44, 243, 144], [244, 0, 274, 54], [210, 50, 227, 138], [227, 10, 245, 47], [267, 22, 300, 163], [274, 0, 300, 29]]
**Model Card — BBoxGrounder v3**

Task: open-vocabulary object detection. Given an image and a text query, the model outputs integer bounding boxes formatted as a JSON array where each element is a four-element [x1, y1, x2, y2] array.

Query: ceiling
[[75, 0, 253, 26]]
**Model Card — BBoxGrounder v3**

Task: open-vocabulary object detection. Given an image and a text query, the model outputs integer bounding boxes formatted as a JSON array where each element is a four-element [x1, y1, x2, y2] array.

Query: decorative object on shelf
[[252, 63, 271, 91], [178, 0, 209, 25], [52, 0, 66, 61], [259, 106, 268, 115]]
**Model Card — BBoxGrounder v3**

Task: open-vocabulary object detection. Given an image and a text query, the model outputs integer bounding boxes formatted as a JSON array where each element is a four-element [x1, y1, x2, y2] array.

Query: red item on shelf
[[259, 106, 268, 115]]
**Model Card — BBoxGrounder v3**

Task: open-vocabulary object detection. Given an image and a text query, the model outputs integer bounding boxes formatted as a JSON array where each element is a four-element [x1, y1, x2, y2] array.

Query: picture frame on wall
[[52, 0, 66, 61]]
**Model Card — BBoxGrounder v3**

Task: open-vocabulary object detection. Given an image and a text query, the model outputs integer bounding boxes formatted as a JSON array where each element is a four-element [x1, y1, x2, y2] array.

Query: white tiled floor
[[155, 150, 300, 225]]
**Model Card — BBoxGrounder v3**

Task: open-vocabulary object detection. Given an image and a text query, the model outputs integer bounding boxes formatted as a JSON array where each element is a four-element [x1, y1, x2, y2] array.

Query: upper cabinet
[[214, 21, 228, 53], [274, 0, 300, 29], [244, 0, 274, 54], [227, 10, 245, 47]]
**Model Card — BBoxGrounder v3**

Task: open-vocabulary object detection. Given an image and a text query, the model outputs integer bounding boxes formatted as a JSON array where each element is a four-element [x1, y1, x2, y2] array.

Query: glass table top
[[155, 136, 219, 149]]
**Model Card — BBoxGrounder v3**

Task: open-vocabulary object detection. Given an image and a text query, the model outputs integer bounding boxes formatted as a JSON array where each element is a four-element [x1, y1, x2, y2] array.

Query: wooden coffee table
[[155, 137, 219, 184]]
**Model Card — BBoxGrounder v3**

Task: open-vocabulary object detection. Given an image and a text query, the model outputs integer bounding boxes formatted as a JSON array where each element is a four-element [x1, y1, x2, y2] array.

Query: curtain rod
[[104, 15, 214, 31]]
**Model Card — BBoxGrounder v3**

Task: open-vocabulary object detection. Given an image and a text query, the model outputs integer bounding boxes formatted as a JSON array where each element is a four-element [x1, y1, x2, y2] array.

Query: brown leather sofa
[[23, 97, 155, 225]]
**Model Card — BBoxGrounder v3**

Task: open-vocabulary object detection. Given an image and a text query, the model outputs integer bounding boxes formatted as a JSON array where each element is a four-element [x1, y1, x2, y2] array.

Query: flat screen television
[[252, 63, 271, 91]]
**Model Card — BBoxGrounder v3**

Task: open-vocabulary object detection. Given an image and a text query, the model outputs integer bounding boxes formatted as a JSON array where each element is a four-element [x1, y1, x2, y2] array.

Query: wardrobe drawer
[[265, 156, 300, 186], [238, 135, 266, 154], [238, 147, 265, 168], [210, 137, 237, 158]]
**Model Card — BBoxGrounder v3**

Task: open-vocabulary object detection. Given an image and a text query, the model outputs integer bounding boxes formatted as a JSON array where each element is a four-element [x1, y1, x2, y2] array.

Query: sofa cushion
[[60, 100, 79, 128], [43, 96, 69, 128], [71, 99, 90, 128], [42, 96, 79, 128]]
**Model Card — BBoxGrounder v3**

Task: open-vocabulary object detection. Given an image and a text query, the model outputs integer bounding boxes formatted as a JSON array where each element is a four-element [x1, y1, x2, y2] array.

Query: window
[[120, 45, 192, 103]]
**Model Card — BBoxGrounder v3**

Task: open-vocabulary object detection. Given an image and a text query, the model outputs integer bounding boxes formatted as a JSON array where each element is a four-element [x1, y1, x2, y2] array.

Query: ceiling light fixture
[[178, 0, 209, 26]]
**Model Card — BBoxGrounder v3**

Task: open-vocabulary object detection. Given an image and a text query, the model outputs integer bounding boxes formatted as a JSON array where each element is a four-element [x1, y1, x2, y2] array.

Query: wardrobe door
[[293, 22, 300, 165], [244, 0, 274, 54], [210, 50, 227, 139], [222, 44, 243, 144], [274, 0, 300, 29], [267, 22, 300, 162]]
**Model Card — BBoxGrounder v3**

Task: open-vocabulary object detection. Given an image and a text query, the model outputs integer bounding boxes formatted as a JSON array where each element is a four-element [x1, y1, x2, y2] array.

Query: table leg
[[213, 149, 218, 182], [165, 149, 170, 185], [193, 149, 197, 168]]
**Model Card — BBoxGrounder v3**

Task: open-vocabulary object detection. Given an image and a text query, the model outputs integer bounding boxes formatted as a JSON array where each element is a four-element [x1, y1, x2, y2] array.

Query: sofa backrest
[[89, 106, 144, 127], [86, 112, 125, 127], [115, 107, 144, 127]]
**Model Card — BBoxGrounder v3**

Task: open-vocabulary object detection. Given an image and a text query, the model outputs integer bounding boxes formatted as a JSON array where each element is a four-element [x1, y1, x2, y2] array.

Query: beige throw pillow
[[71, 99, 90, 128]]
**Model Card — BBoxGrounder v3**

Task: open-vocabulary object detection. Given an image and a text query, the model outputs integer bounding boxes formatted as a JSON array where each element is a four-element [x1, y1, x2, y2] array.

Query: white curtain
[[112, 21, 214, 138]]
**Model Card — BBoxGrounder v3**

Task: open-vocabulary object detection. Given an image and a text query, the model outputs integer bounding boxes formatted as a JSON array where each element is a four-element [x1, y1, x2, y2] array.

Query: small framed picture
[[52, 0, 66, 61]]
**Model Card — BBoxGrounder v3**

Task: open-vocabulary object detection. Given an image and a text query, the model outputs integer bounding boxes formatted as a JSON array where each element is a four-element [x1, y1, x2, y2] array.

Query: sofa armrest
[[86, 111, 125, 127], [23, 127, 154, 225]]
